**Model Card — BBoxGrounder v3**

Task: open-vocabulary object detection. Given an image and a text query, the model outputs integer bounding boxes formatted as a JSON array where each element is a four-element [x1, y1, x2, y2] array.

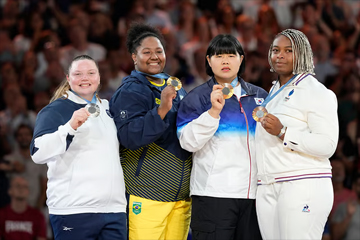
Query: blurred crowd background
[[0, 0, 360, 239]]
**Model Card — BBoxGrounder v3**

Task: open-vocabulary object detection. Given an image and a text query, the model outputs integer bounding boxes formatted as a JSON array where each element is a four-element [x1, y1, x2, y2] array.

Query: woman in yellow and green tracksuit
[[109, 23, 192, 240]]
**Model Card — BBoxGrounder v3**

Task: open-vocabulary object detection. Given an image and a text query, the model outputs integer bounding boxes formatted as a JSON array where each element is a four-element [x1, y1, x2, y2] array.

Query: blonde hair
[[268, 29, 315, 75], [50, 55, 101, 103]]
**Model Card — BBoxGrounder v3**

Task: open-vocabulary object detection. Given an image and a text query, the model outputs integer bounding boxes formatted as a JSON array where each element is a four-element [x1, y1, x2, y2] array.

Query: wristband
[[277, 125, 287, 138]]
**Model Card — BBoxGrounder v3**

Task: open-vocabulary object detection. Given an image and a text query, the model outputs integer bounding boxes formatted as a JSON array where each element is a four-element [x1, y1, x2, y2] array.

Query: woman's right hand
[[69, 108, 90, 130], [208, 85, 225, 119], [158, 85, 177, 119]]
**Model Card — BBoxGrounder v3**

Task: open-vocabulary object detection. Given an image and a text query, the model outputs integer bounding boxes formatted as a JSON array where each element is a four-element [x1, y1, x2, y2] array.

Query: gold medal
[[252, 106, 268, 122], [167, 77, 182, 91], [85, 103, 100, 118], [221, 83, 234, 99]]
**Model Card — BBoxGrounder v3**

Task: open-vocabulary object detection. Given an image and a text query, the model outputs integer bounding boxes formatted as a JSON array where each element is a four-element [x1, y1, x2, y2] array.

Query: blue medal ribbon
[[230, 77, 238, 87], [70, 90, 97, 104], [261, 74, 298, 107]]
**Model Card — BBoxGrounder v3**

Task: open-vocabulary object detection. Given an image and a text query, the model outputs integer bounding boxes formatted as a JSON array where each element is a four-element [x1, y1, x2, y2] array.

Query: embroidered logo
[[285, 89, 294, 101], [106, 109, 113, 118], [254, 98, 264, 105], [132, 201, 142, 215], [180, 95, 184, 100], [63, 226, 73, 231], [119, 110, 127, 120], [155, 98, 161, 105], [302, 204, 310, 213]]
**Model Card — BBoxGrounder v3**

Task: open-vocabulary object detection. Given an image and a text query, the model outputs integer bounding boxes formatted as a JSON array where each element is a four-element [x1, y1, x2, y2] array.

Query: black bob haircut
[[126, 23, 165, 54], [205, 34, 246, 77]]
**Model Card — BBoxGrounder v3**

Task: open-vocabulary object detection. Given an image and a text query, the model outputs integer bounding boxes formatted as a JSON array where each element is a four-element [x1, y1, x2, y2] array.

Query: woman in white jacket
[[255, 29, 339, 240], [177, 34, 267, 240], [30, 55, 127, 240]]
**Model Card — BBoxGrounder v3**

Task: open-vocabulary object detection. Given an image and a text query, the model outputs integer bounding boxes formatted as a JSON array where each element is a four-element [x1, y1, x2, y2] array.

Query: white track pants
[[256, 178, 333, 240]]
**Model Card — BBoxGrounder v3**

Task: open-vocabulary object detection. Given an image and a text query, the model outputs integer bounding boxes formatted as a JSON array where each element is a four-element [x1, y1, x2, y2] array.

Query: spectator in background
[[4, 124, 47, 209], [97, 59, 115, 101], [143, 0, 174, 31], [13, 11, 45, 55], [255, 0, 280, 42], [19, 51, 37, 110], [313, 34, 338, 84], [34, 30, 64, 93], [106, 48, 132, 91], [299, 2, 333, 42], [175, 0, 198, 47], [0, 30, 21, 65], [60, 18, 106, 70], [215, 4, 238, 37], [88, 11, 120, 51], [0, 0, 21, 39], [33, 91, 51, 114], [181, 16, 212, 77], [0, 176, 47, 240], [0, 62, 19, 93], [331, 159, 357, 217], [0, 83, 37, 150], [331, 174, 360, 240], [235, 14, 258, 52]]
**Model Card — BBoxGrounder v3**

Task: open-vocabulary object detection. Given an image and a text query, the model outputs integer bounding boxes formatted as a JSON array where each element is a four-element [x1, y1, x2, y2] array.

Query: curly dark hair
[[126, 23, 165, 54]]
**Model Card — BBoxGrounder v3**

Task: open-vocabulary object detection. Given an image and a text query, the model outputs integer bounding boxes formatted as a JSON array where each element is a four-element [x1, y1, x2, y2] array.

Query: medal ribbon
[[230, 77, 238, 88], [261, 74, 298, 107], [70, 90, 97, 104]]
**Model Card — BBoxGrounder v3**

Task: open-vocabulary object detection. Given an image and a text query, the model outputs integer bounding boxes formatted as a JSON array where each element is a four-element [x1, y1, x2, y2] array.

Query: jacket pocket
[[135, 146, 148, 177]]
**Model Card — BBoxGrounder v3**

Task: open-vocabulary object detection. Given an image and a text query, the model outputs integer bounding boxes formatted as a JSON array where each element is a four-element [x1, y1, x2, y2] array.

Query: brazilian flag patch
[[132, 201, 142, 215]]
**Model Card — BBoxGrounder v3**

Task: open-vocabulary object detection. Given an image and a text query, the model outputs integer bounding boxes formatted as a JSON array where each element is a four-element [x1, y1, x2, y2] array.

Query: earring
[[134, 61, 137, 65]]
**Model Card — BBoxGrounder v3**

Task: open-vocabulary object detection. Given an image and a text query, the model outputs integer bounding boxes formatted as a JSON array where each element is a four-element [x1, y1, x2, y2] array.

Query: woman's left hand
[[260, 114, 283, 136]]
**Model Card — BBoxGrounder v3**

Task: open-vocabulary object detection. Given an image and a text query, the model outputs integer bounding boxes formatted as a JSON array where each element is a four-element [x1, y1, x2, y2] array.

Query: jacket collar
[[208, 76, 256, 96]]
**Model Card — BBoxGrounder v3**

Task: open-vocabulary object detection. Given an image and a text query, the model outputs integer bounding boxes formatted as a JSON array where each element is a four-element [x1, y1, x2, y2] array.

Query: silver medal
[[85, 103, 100, 118]]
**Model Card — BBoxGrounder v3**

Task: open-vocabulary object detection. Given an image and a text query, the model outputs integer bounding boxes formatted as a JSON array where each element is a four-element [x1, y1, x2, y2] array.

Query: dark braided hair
[[126, 23, 165, 54]]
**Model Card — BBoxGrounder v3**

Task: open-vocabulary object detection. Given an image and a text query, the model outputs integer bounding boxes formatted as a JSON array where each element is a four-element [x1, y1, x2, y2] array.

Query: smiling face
[[207, 53, 243, 84], [270, 35, 295, 81], [67, 59, 100, 101], [132, 36, 166, 75]]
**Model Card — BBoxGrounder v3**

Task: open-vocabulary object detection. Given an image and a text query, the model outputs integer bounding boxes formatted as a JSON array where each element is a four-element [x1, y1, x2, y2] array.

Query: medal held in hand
[[85, 103, 100, 118], [167, 77, 182, 91], [252, 106, 268, 122], [221, 83, 234, 99]]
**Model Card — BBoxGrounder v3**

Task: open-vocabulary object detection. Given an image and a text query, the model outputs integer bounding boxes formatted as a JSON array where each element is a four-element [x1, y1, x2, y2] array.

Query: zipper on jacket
[[135, 146, 148, 176], [239, 98, 252, 199]]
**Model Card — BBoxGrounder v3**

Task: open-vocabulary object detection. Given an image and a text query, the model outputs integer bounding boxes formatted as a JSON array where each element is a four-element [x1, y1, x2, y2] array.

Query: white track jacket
[[255, 74, 339, 185], [177, 78, 268, 199], [31, 91, 127, 215]]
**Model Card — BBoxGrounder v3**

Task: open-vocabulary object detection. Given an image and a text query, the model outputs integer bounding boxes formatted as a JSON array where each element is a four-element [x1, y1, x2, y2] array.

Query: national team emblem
[[254, 98, 264, 105], [285, 89, 294, 101], [155, 98, 161, 105], [132, 202, 142, 215], [302, 204, 310, 213], [106, 109, 113, 118], [119, 110, 127, 120]]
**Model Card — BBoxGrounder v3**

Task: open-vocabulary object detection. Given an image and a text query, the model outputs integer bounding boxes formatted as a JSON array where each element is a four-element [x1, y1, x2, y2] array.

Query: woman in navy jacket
[[109, 23, 191, 240]]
